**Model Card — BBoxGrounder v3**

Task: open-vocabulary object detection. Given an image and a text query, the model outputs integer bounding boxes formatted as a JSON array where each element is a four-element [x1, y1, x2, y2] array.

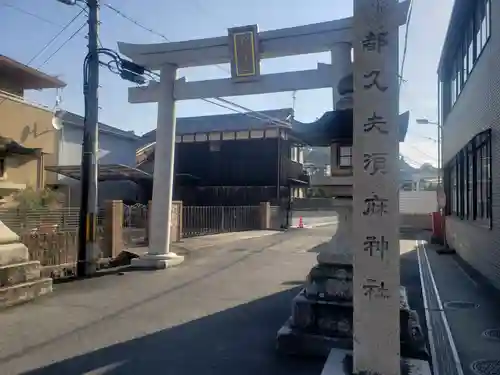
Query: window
[[443, 0, 491, 115], [467, 144, 474, 218], [467, 19, 474, 74], [450, 163, 457, 214], [338, 146, 352, 167], [445, 129, 492, 226]]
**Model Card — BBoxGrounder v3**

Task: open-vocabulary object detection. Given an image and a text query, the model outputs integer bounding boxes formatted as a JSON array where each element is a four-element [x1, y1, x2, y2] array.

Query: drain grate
[[470, 359, 500, 375], [482, 329, 500, 341], [444, 301, 479, 310]]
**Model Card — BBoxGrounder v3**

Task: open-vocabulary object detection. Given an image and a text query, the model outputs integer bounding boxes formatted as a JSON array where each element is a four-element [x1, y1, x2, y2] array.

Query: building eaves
[[138, 108, 294, 143]]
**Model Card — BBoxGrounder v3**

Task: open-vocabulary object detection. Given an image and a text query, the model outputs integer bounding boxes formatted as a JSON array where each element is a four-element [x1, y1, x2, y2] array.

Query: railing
[[0, 202, 264, 278], [0, 207, 105, 278], [182, 205, 261, 238], [284, 159, 310, 184], [122, 203, 149, 248], [0, 207, 81, 234]]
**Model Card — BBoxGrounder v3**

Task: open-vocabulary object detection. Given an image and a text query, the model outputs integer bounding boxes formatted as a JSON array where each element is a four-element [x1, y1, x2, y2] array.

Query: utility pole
[[56, 0, 146, 276], [78, 0, 100, 277]]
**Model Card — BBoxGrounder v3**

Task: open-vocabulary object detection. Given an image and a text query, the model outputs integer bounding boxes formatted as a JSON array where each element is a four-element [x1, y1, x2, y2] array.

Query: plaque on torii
[[228, 25, 261, 82]]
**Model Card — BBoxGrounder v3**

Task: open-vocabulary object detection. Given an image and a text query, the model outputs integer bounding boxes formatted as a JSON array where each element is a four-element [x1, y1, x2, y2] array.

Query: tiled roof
[[139, 108, 293, 146]]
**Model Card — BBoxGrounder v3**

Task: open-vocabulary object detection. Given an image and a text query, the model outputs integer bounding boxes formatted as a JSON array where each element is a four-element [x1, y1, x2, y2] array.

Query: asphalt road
[[290, 210, 338, 227], [0, 226, 425, 375], [0, 228, 331, 375]]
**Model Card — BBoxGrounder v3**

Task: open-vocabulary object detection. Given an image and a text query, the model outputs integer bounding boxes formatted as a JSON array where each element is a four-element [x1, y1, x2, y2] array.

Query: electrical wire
[[37, 22, 87, 69], [102, 2, 293, 127], [103, 3, 171, 42], [144, 69, 292, 125], [0, 8, 85, 108], [399, 0, 414, 88], [29, 9, 86, 66], [103, 2, 231, 76], [405, 143, 437, 161], [1, 2, 61, 27]]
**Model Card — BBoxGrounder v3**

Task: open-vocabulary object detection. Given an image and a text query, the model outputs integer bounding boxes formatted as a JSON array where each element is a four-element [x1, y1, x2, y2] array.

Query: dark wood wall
[[175, 138, 283, 186], [138, 137, 304, 206]]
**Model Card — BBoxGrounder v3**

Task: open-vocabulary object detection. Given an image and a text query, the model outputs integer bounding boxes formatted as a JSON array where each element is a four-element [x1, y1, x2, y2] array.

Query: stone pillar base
[[320, 348, 431, 375], [130, 252, 184, 270], [276, 263, 428, 361]]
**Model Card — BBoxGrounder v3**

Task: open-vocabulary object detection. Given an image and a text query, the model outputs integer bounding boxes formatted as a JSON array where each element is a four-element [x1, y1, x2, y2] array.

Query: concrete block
[[130, 252, 184, 270], [320, 348, 431, 375], [0, 278, 53, 309], [0, 261, 41, 287], [0, 242, 29, 266], [0, 221, 20, 245]]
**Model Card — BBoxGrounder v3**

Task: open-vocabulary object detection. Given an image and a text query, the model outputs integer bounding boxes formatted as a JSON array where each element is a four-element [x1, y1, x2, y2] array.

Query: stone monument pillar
[[131, 64, 184, 269], [276, 3, 429, 366], [352, 1, 401, 373]]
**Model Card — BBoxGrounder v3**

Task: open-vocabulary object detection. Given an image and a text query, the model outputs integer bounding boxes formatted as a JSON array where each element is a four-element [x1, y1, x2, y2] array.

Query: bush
[[12, 187, 64, 210]]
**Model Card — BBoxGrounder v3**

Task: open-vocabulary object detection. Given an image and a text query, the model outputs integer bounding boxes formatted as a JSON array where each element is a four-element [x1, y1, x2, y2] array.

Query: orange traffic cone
[[298, 216, 304, 229]]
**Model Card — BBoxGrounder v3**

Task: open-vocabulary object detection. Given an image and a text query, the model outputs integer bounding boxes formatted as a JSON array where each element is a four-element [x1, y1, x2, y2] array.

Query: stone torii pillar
[[131, 64, 184, 269]]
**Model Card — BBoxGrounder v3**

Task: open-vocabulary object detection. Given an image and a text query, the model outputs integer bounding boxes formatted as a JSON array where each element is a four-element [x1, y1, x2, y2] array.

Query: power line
[[28, 9, 85, 66], [407, 131, 437, 143], [37, 22, 87, 69], [103, 2, 230, 76], [102, 2, 291, 126], [1, 2, 61, 27], [399, 0, 413, 87], [405, 143, 437, 161], [104, 3, 171, 42], [0, 9, 85, 108]]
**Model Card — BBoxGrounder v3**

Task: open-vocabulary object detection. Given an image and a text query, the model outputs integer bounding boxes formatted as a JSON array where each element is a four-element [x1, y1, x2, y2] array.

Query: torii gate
[[117, 1, 426, 373]]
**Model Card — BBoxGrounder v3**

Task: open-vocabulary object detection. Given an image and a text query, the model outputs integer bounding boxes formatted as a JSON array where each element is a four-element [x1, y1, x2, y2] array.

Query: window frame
[[338, 146, 352, 169], [444, 129, 492, 228], [441, 0, 491, 120]]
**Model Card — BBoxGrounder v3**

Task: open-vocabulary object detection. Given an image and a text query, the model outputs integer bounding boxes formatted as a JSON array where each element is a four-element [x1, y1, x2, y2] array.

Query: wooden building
[[136, 109, 310, 207]]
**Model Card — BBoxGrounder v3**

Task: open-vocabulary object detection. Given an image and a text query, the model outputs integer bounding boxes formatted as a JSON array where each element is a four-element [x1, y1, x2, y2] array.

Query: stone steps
[[0, 221, 53, 309], [0, 278, 53, 309], [0, 261, 41, 287]]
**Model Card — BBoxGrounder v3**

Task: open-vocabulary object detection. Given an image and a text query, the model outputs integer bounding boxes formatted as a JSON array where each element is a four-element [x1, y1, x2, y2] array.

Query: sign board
[[228, 25, 260, 82]]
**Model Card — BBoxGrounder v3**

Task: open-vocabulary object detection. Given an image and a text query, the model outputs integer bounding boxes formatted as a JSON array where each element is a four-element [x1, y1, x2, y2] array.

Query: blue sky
[[1, 0, 453, 166]]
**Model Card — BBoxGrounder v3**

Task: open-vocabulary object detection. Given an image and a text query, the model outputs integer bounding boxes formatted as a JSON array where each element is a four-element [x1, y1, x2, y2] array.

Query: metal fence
[[122, 203, 148, 248], [182, 205, 261, 238], [0, 208, 106, 278], [0, 207, 81, 234]]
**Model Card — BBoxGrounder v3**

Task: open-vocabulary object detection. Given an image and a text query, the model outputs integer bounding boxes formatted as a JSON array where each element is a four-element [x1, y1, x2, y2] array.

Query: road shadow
[[20, 287, 324, 375]]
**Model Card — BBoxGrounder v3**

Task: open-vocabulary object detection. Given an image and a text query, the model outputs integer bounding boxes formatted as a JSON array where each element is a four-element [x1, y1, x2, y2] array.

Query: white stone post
[[352, 0, 400, 374], [131, 64, 184, 269]]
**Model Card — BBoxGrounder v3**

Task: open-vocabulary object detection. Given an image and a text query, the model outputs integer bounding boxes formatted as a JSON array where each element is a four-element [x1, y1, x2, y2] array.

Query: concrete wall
[[441, 0, 500, 290], [58, 125, 140, 205], [58, 125, 138, 172], [0, 92, 58, 186], [399, 191, 437, 214]]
